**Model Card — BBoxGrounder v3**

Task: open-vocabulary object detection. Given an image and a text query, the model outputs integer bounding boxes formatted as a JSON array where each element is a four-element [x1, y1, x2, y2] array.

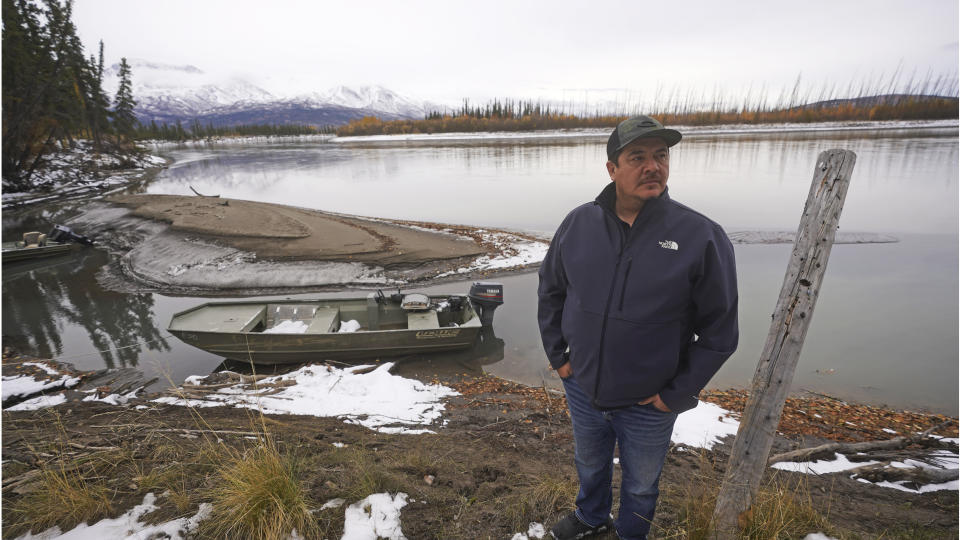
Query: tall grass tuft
[[199, 439, 317, 540], [6, 466, 114, 537], [658, 452, 837, 539], [739, 474, 834, 540]]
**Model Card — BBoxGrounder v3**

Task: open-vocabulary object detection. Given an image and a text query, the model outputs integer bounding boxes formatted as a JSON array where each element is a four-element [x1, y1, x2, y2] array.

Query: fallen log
[[768, 420, 953, 465], [847, 462, 959, 485]]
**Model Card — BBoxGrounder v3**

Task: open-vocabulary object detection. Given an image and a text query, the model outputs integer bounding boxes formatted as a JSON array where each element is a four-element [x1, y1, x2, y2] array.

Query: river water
[[3, 127, 957, 413]]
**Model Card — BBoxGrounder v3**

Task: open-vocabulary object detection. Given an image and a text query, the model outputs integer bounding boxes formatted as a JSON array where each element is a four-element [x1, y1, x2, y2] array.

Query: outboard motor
[[468, 281, 503, 327], [48, 224, 94, 246]]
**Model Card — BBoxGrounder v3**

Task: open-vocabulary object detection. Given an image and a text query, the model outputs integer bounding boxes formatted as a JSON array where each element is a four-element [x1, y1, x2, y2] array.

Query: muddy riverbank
[[2, 349, 957, 539]]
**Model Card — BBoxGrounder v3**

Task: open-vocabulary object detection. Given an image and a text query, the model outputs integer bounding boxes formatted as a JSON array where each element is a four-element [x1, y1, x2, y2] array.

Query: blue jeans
[[562, 376, 677, 540]]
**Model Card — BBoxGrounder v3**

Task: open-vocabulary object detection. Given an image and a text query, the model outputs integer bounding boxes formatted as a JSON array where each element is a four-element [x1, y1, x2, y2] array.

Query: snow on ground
[[773, 445, 959, 493], [6, 393, 68, 411], [82, 387, 143, 406], [15, 490, 410, 540], [14, 493, 211, 540], [803, 534, 839, 540], [511, 522, 548, 539], [772, 453, 880, 475], [437, 232, 549, 278], [147, 134, 333, 147], [154, 363, 458, 434], [672, 400, 741, 449], [341, 493, 408, 540], [2, 369, 80, 403], [2, 140, 166, 210]]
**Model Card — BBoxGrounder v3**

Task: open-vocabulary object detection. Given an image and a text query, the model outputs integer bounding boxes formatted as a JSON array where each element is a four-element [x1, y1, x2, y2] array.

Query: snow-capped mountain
[[103, 60, 431, 126]]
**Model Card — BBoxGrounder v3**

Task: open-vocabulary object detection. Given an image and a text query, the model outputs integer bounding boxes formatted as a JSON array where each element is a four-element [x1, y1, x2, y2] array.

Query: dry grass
[[501, 473, 578, 530], [658, 452, 838, 539], [5, 465, 115, 538], [198, 439, 317, 540]]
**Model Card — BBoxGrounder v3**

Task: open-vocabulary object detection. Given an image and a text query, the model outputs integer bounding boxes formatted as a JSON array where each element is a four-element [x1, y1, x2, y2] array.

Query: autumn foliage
[[336, 94, 958, 137]]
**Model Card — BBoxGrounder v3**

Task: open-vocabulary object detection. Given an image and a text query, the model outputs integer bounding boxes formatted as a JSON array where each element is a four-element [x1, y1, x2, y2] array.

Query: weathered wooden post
[[712, 149, 857, 537]]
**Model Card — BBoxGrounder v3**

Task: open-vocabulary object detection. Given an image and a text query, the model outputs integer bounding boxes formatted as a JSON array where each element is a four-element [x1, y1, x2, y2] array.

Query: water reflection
[[147, 128, 958, 236], [212, 326, 506, 381], [2, 129, 956, 413], [1, 249, 171, 368]]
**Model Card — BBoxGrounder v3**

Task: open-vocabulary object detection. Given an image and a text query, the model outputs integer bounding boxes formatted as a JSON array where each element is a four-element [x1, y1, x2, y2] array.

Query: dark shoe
[[549, 512, 614, 539]]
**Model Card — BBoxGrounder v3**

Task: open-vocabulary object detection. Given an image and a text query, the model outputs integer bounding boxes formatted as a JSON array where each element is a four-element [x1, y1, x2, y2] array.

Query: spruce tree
[[112, 57, 136, 141]]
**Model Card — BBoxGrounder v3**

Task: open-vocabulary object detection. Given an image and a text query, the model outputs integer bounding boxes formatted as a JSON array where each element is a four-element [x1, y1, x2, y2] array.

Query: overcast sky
[[74, 0, 959, 105]]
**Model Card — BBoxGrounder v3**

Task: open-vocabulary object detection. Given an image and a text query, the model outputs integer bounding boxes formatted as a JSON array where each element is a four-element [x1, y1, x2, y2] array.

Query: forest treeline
[[1, 0, 138, 189], [136, 120, 326, 141], [336, 89, 959, 137]]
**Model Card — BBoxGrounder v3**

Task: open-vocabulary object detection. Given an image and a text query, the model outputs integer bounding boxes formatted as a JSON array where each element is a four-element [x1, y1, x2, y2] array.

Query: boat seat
[[22, 231, 43, 247], [168, 304, 266, 333], [266, 304, 318, 327], [407, 310, 440, 330], [305, 307, 340, 334]]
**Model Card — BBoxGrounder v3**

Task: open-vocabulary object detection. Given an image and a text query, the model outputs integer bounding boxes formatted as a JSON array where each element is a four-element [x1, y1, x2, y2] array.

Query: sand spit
[[107, 194, 485, 264], [66, 194, 543, 294]]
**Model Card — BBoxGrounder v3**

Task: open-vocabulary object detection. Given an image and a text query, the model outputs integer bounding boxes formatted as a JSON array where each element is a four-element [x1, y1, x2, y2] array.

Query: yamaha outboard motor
[[48, 224, 94, 246], [468, 281, 503, 327]]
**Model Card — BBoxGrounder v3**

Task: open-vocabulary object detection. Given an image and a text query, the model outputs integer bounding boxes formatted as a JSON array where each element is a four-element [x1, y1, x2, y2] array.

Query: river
[[3, 126, 957, 413]]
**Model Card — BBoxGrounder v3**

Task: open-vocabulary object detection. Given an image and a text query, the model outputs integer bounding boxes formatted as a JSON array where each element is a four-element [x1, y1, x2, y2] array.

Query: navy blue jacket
[[537, 183, 738, 413]]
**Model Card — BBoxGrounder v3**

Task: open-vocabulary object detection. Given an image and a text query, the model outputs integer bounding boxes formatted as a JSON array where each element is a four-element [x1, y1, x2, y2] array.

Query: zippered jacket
[[537, 183, 739, 413]]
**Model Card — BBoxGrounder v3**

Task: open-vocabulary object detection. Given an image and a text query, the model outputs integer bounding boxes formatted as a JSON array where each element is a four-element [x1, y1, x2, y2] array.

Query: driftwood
[[189, 185, 220, 198], [847, 462, 959, 485], [768, 420, 953, 465]]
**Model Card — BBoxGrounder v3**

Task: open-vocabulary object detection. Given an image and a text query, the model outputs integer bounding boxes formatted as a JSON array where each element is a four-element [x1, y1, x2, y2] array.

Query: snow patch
[[338, 320, 362, 333], [82, 387, 143, 406], [672, 401, 740, 449], [773, 450, 959, 493], [437, 232, 548, 277], [264, 320, 309, 334], [2, 371, 80, 403], [6, 393, 68, 411], [154, 363, 458, 434], [341, 492, 408, 540], [772, 453, 878, 475], [14, 492, 211, 540]]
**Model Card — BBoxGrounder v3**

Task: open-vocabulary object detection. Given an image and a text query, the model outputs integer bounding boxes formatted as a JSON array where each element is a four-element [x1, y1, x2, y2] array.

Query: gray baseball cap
[[606, 115, 682, 161]]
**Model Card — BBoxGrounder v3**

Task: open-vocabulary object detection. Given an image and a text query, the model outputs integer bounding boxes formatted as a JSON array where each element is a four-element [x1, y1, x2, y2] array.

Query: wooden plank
[[712, 149, 857, 537]]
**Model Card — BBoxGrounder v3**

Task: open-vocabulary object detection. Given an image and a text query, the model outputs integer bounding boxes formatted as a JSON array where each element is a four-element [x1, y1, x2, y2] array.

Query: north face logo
[[658, 240, 679, 250]]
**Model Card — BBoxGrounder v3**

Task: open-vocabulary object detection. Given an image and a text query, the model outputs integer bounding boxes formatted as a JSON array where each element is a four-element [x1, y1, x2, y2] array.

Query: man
[[537, 115, 739, 540]]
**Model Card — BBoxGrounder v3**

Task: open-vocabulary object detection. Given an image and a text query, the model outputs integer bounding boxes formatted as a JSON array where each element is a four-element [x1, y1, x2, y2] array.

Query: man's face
[[606, 137, 670, 203]]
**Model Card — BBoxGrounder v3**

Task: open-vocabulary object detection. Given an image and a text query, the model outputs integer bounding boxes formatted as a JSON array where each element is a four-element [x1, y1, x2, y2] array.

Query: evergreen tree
[[112, 57, 136, 141], [89, 40, 110, 149]]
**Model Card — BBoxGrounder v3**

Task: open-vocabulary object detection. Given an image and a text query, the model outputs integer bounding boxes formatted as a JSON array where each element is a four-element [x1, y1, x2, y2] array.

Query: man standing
[[538, 115, 739, 540]]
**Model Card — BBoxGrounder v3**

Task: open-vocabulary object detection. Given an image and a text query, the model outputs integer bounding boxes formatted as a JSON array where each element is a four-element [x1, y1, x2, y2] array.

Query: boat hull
[[2, 241, 72, 263], [169, 326, 481, 364], [168, 294, 484, 365]]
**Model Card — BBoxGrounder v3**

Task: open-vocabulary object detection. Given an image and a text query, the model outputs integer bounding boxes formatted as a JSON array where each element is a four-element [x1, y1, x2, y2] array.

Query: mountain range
[[103, 60, 439, 127]]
